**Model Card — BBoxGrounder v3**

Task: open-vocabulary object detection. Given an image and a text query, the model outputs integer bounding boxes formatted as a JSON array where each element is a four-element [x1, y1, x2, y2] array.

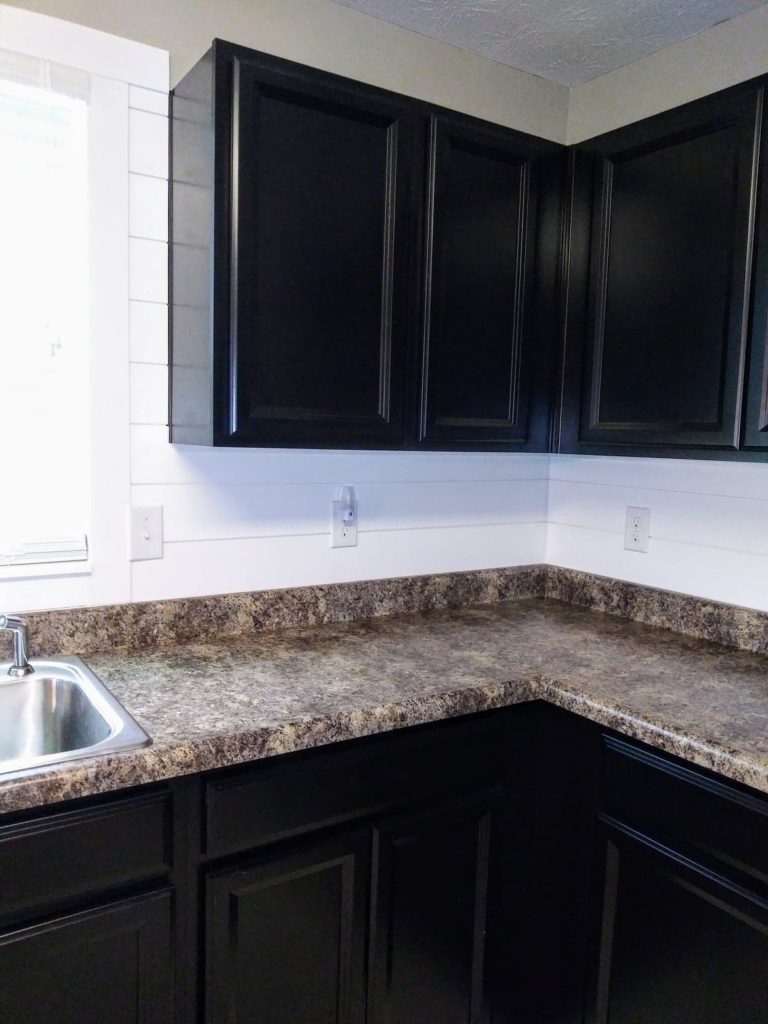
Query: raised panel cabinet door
[[586, 819, 768, 1024], [205, 831, 369, 1024], [743, 90, 768, 449], [215, 46, 415, 448], [562, 84, 763, 455], [367, 796, 495, 1024], [0, 891, 173, 1024], [419, 114, 554, 450]]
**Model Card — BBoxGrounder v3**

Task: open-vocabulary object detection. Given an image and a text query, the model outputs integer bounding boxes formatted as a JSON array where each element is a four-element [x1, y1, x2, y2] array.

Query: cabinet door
[[367, 796, 495, 1024], [560, 84, 762, 456], [206, 831, 369, 1024], [418, 114, 557, 450], [0, 891, 173, 1024], [586, 819, 768, 1024], [743, 91, 768, 450], [215, 46, 415, 448]]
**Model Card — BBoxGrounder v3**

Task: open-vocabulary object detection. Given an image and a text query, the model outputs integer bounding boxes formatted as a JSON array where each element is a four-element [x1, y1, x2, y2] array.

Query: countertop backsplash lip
[[5, 563, 768, 658], [544, 566, 768, 654], [6, 565, 548, 658]]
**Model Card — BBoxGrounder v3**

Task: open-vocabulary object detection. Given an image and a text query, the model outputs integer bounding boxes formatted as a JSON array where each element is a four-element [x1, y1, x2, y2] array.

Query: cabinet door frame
[[205, 829, 370, 1024], [0, 889, 174, 1024], [211, 42, 417, 449], [585, 816, 768, 1024], [743, 87, 768, 449], [367, 792, 498, 1024], [417, 112, 561, 451], [558, 81, 764, 458]]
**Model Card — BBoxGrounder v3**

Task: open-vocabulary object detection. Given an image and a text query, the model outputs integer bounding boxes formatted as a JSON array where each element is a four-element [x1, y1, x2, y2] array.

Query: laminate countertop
[[2, 597, 767, 812]]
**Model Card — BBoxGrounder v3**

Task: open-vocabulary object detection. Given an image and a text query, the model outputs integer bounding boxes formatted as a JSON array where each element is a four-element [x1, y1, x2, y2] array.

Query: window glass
[[0, 76, 89, 564]]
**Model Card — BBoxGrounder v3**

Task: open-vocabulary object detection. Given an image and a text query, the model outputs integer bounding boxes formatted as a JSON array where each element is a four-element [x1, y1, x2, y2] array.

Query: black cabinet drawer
[[205, 716, 512, 859], [602, 735, 768, 886], [0, 791, 172, 921]]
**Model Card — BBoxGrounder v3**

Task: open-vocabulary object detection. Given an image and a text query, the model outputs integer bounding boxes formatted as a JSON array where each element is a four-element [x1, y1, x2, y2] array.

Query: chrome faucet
[[0, 615, 33, 676]]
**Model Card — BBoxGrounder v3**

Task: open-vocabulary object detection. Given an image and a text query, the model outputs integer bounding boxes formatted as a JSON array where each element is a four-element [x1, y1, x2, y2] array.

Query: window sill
[[0, 560, 92, 583]]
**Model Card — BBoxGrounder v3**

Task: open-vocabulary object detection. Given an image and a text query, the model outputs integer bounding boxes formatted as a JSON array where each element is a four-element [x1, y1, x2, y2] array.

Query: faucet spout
[[0, 615, 33, 676]]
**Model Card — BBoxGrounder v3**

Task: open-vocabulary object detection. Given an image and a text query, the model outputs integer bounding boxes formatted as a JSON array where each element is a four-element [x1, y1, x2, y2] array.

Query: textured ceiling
[[328, 0, 768, 85]]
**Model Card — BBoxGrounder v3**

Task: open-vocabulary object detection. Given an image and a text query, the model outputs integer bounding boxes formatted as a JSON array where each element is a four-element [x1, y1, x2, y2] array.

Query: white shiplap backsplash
[[548, 455, 768, 611]]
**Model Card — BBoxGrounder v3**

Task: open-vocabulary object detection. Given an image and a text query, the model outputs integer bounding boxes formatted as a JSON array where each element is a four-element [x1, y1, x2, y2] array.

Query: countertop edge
[[2, 670, 766, 814]]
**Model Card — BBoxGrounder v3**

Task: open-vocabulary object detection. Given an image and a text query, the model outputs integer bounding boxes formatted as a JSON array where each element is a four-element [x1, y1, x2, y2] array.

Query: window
[[0, 59, 90, 566], [0, 6, 167, 612]]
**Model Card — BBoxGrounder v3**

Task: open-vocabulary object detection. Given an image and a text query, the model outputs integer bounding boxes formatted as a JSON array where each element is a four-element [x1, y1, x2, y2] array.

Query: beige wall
[[1, 0, 569, 142], [5, 0, 768, 147], [568, 4, 768, 143]]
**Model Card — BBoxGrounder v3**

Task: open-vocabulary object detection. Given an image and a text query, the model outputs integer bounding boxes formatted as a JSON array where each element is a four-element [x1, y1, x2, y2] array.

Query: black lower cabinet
[[5, 708, 768, 1024], [206, 832, 370, 1024], [368, 796, 495, 1024], [586, 819, 768, 1024], [200, 709, 533, 1024], [205, 793, 499, 1024], [0, 890, 174, 1024]]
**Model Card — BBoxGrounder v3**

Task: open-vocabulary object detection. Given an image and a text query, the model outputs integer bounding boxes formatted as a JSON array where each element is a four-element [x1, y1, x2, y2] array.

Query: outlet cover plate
[[624, 506, 650, 553], [331, 500, 358, 548]]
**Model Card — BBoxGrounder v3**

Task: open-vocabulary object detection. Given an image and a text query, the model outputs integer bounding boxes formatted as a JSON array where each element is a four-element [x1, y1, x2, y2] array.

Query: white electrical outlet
[[331, 486, 358, 548], [624, 506, 650, 553], [130, 506, 164, 561]]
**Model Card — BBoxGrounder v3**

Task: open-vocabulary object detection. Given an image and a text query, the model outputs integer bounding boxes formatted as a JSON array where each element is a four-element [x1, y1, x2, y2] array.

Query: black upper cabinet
[[232, 66, 411, 449], [418, 114, 561, 450], [744, 93, 768, 450], [170, 40, 562, 450], [558, 83, 764, 457], [171, 41, 415, 449]]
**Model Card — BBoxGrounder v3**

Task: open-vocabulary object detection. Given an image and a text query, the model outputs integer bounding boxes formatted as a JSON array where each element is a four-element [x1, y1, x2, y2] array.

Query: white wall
[[548, 456, 768, 611], [6, 4, 768, 615], [567, 4, 768, 143], [1, 0, 568, 143]]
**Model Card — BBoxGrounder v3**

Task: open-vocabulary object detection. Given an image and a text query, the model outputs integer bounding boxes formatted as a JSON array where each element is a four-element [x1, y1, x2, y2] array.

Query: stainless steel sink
[[0, 656, 151, 776]]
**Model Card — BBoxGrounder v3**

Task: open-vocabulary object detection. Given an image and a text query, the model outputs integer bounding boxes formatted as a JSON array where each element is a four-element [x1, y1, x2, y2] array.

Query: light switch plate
[[130, 506, 164, 560]]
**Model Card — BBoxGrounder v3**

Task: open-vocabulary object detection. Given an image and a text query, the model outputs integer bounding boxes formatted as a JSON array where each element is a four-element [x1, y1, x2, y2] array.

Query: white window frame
[[0, 6, 168, 611]]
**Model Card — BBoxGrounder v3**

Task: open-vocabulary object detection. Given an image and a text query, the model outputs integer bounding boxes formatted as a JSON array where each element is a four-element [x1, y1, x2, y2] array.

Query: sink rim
[[0, 655, 152, 777]]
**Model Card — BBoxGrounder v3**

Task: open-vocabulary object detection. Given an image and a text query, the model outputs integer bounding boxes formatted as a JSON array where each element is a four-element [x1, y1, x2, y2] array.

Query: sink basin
[[0, 656, 151, 776]]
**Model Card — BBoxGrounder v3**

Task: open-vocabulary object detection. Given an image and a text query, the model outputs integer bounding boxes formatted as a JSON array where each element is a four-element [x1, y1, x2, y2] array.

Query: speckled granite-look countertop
[[2, 597, 768, 812]]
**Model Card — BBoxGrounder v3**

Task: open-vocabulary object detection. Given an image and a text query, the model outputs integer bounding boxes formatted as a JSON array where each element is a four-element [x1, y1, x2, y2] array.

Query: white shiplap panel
[[129, 363, 168, 426], [547, 479, 768, 556], [131, 522, 547, 601], [128, 86, 169, 115], [550, 454, 768, 500], [129, 301, 168, 365], [129, 479, 548, 542], [129, 238, 168, 303], [130, 426, 550, 486], [128, 109, 169, 178], [129, 173, 169, 241], [545, 522, 768, 612]]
